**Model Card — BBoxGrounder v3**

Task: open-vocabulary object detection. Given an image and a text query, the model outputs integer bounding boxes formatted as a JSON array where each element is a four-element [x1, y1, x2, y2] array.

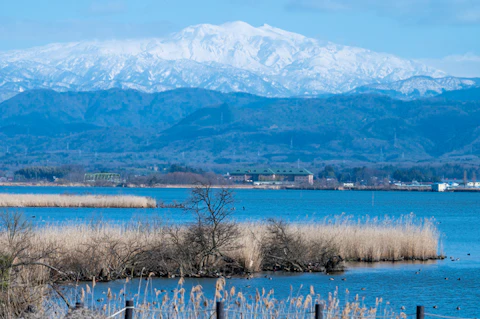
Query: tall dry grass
[[232, 215, 439, 271], [13, 214, 440, 280], [284, 215, 439, 262], [64, 278, 405, 319], [0, 194, 156, 208], [11, 278, 406, 318]]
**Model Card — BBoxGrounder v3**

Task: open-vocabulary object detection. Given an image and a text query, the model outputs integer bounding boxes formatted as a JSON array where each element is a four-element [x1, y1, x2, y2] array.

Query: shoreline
[[1, 182, 480, 192], [67, 257, 444, 284]]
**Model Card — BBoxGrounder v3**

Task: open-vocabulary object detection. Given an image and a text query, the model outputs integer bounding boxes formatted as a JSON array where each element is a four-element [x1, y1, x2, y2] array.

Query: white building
[[432, 183, 448, 192]]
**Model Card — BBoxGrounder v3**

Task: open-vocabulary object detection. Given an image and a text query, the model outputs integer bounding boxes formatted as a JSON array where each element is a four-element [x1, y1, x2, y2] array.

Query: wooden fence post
[[216, 301, 224, 319], [416, 305, 424, 319], [315, 303, 323, 319], [125, 300, 134, 319]]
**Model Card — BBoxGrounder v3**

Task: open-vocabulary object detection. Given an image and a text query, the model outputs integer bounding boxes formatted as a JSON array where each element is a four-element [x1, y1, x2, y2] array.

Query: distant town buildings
[[466, 182, 480, 187], [432, 183, 448, 192], [432, 181, 480, 192], [227, 168, 314, 185], [84, 173, 121, 183]]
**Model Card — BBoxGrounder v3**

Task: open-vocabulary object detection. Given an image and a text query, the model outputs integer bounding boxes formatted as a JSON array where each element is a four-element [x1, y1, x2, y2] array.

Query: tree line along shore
[[2, 163, 480, 190]]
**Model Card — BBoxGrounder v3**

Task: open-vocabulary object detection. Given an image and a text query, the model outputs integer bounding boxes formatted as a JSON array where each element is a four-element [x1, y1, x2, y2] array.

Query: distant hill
[[436, 87, 480, 101], [0, 88, 263, 133], [0, 88, 479, 169]]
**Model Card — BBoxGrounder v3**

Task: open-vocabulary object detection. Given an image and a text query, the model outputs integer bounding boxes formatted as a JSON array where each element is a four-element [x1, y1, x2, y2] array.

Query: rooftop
[[229, 168, 313, 176], [271, 168, 313, 176], [230, 168, 275, 175]]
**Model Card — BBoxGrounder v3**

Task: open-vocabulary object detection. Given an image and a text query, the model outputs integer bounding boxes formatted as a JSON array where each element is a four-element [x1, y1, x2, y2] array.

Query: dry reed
[[8, 214, 440, 281], [0, 194, 156, 208], [62, 278, 406, 319], [231, 215, 439, 271]]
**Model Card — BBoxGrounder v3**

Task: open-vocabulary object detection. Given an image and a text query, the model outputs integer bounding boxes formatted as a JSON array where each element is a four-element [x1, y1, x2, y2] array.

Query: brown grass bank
[[0, 194, 156, 208]]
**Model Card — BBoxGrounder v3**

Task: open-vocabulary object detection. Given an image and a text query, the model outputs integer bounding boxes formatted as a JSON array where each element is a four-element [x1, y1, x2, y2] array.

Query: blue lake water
[[1, 186, 479, 316]]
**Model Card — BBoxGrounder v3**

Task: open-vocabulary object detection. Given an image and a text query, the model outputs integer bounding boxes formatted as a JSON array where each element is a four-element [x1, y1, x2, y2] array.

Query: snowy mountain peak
[[178, 21, 306, 41], [0, 21, 448, 102]]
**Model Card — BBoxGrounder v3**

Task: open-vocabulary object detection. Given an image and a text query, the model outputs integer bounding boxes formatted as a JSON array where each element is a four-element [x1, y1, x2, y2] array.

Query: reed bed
[[0, 214, 439, 318], [284, 215, 439, 262], [58, 278, 405, 319], [0, 194, 156, 208], [6, 214, 440, 281]]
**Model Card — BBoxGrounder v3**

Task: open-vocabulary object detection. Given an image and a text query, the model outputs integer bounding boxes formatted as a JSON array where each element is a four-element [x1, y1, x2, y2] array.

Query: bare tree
[[178, 184, 240, 274]]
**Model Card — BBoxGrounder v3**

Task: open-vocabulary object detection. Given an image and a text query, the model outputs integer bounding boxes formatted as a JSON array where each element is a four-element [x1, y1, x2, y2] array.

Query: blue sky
[[1, 0, 480, 76]]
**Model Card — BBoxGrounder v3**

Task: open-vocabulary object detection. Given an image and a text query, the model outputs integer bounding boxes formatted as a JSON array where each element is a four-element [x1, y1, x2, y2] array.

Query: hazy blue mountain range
[[0, 87, 479, 169], [0, 21, 450, 103]]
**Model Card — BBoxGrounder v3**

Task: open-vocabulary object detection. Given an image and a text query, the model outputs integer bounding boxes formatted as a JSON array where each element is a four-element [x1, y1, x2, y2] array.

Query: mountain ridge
[[0, 21, 446, 102], [1, 87, 479, 168]]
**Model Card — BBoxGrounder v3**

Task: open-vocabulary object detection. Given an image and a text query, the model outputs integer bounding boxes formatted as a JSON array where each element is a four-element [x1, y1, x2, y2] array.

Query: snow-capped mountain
[[0, 21, 447, 102], [351, 76, 480, 99]]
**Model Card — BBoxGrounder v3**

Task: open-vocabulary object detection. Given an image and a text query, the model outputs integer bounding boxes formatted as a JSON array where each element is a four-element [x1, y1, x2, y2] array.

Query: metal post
[[315, 303, 323, 319], [125, 300, 134, 319], [75, 302, 84, 309], [416, 306, 424, 319], [216, 301, 224, 319]]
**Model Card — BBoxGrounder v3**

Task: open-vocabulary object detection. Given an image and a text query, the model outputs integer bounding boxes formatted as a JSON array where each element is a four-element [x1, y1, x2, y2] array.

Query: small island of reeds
[[28, 215, 439, 279], [0, 193, 156, 208]]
